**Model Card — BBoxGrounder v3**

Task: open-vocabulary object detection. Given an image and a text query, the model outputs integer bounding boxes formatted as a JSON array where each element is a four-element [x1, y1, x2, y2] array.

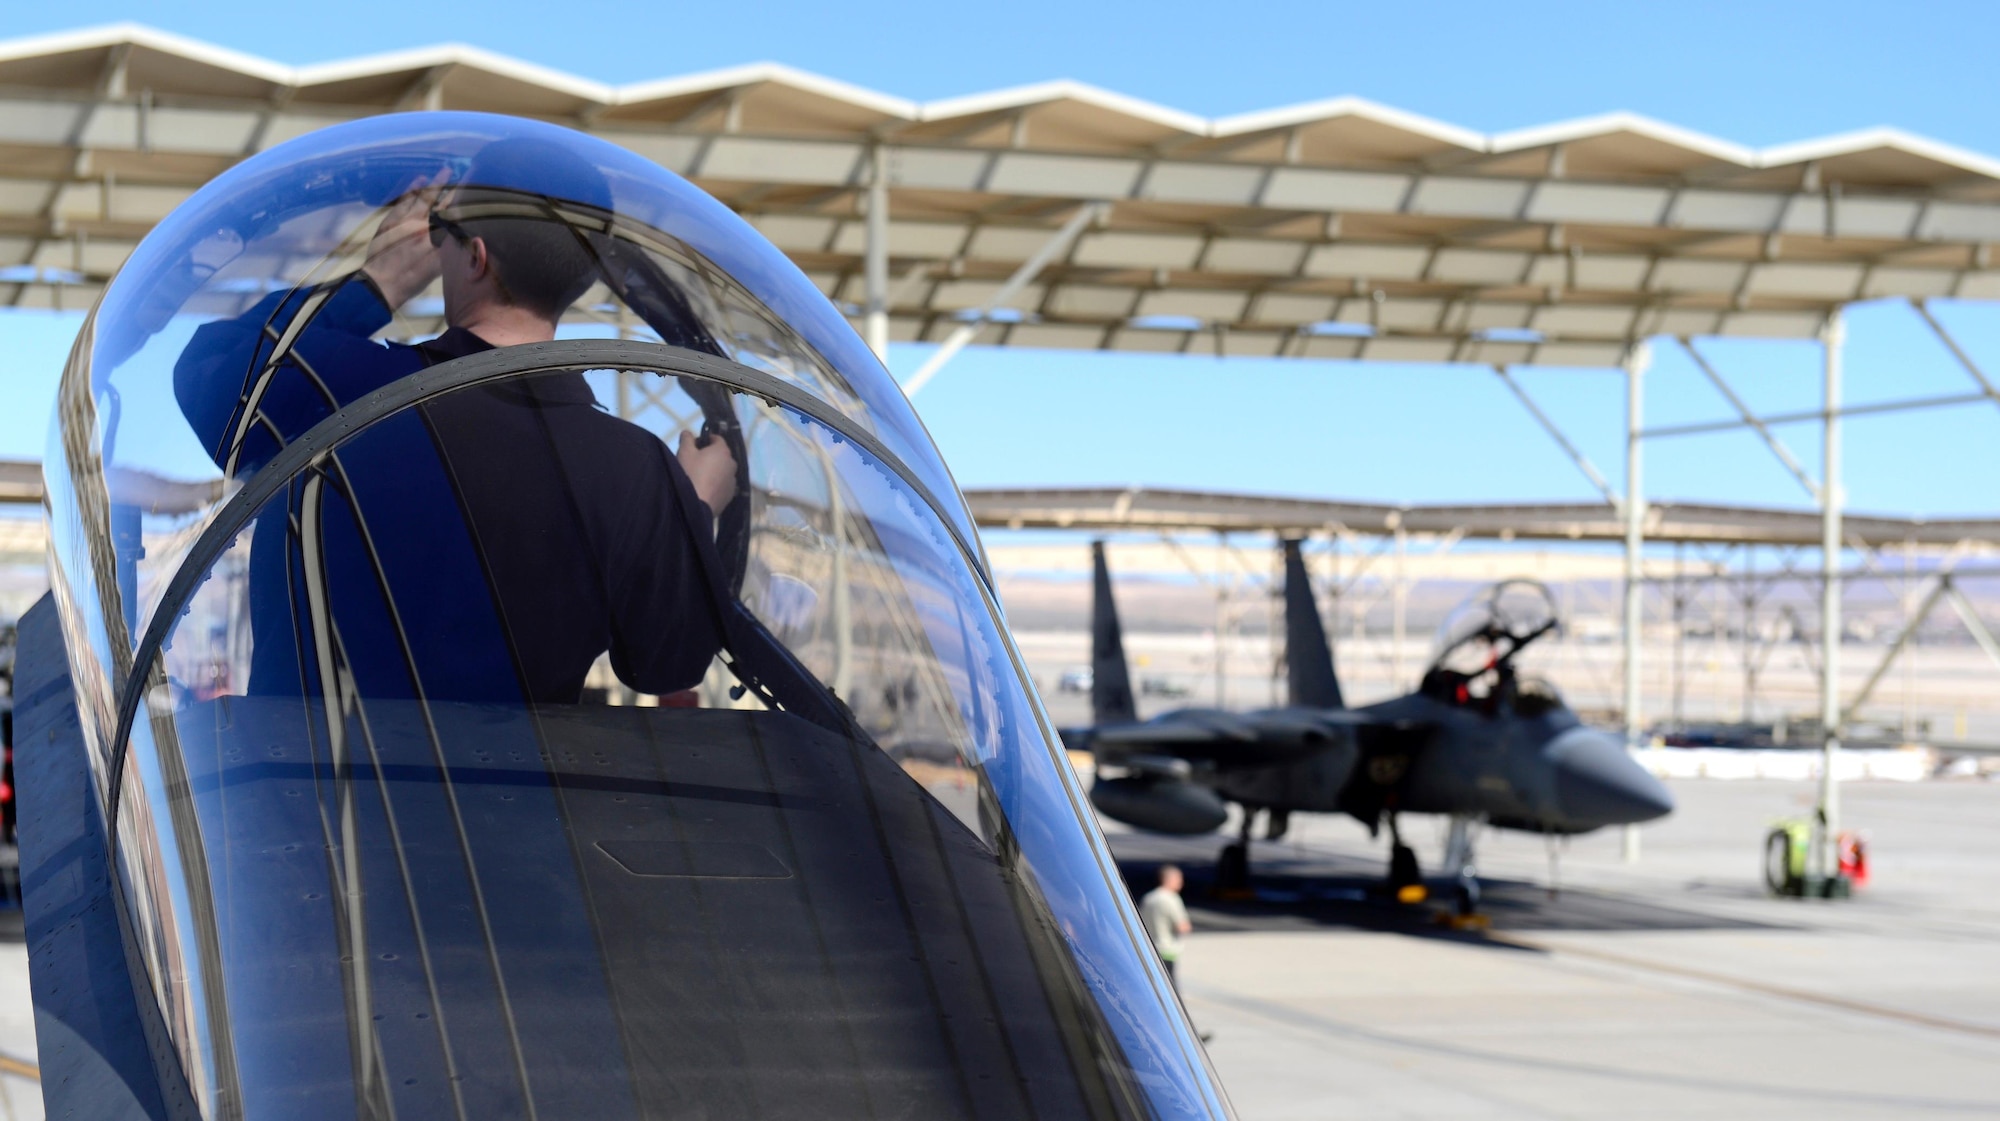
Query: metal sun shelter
[[5, 24, 2000, 876]]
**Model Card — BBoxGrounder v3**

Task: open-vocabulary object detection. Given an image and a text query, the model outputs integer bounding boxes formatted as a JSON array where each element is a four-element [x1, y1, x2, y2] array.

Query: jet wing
[[1079, 708, 1428, 768]]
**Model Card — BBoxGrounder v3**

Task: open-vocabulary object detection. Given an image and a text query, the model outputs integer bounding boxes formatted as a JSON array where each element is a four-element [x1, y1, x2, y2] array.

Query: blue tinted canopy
[[40, 113, 1228, 1120]]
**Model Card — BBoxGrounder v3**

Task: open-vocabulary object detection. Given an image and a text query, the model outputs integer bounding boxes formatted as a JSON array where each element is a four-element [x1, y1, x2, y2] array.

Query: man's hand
[[677, 432, 739, 518], [360, 170, 449, 310]]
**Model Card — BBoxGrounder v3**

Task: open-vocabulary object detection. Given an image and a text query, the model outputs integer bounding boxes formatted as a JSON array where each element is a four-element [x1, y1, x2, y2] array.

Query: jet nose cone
[[1548, 727, 1674, 829]]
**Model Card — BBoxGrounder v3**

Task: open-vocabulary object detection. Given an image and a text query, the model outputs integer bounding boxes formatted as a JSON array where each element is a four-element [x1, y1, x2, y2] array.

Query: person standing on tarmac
[[1141, 864, 1214, 1041], [1141, 865, 1193, 986]]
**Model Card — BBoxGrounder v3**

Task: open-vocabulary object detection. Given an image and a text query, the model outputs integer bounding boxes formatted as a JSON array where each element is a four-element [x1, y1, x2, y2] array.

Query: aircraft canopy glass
[[42, 113, 1226, 1120], [1428, 579, 1564, 678]]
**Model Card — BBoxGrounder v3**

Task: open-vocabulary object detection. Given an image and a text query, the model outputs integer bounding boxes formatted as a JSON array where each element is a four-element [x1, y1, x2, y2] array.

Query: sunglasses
[[427, 210, 471, 248]]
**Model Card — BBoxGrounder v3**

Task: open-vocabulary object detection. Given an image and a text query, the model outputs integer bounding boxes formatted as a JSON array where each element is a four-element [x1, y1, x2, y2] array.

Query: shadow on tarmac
[[1109, 832, 1790, 942]]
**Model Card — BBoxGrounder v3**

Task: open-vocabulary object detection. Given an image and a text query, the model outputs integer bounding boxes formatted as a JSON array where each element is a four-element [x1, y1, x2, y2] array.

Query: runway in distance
[[1071, 540, 1675, 913], [15, 111, 1231, 1120]]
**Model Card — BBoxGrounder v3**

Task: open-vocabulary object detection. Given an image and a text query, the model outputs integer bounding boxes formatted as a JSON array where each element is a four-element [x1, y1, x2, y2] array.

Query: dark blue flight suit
[[168, 273, 724, 1120], [173, 273, 724, 705]]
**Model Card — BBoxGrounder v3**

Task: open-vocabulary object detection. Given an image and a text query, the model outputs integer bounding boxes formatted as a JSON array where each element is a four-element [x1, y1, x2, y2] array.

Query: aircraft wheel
[[1454, 876, 1481, 917], [1388, 843, 1421, 890], [1216, 842, 1250, 894]]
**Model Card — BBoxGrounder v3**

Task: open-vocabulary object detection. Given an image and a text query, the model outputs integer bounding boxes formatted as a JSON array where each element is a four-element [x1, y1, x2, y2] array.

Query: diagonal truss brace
[[1946, 583, 2000, 673], [1677, 337, 1821, 502], [1911, 299, 2000, 414], [1492, 365, 1622, 510], [1841, 544, 2000, 720], [902, 201, 1108, 397]]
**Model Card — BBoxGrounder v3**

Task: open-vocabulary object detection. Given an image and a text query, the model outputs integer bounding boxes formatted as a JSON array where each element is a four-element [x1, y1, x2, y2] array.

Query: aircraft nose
[[1547, 727, 1674, 829]]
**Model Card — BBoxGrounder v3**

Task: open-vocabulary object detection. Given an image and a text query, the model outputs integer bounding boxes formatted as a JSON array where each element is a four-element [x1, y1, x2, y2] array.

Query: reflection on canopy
[[40, 112, 1227, 1120]]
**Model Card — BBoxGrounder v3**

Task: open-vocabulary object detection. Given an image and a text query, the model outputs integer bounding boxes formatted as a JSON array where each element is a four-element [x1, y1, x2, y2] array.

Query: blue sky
[[4, 2, 2000, 515]]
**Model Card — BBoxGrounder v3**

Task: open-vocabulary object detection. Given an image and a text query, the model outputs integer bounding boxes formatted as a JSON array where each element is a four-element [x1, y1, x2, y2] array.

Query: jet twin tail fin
[[1090, 540, 1138, 725], [1282, 539, 1344, 710]]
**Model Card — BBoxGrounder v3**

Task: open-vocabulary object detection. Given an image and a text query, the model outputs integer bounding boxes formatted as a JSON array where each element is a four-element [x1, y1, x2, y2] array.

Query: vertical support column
[[863, 144, 890, 362], [1269, 543, 1283, 707], [1391, 518, 1407, 688], [1672, 539, 1686, 732], [1622, 341, 1651, 863], [1901, 538, 1916, 741], [1816, 310, 1846, 884], [1742, 547, 1759, 722], [1214, 532, 1229, 708]]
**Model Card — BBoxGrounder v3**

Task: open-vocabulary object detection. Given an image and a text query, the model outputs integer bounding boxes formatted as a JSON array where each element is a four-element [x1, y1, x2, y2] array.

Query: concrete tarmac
[[0, 778, 1991, 1119], [1136, 778, 2000, 1119], [0, 940, 40, 1121]]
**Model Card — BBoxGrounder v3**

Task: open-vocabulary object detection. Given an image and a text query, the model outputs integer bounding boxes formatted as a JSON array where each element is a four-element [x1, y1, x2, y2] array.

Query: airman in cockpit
[[174, 138, 737, 705]]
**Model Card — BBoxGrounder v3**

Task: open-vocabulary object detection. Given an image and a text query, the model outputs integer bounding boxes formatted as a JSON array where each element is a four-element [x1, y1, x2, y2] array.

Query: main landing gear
[[1385, 815, 1425, 904], [1213, 807, 1294, 899], [1441, 813, 1483, 922], [1383, 814, 1485, 924], [1214, 808, 1256, 899]]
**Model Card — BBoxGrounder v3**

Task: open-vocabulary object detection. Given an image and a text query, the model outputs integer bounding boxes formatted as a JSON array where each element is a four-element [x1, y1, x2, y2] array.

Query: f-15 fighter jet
[[1073, 540, 1674, 913]]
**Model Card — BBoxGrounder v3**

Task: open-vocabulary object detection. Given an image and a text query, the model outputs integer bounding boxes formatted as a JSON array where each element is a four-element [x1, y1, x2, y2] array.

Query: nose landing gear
[[1386, 815, 1425, 904], [1439, 813, 1489, 929]]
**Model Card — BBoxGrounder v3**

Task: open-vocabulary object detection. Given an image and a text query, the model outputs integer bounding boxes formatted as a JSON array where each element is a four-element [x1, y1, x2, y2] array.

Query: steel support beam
[[1844, 572, 1955, 720], [863, 144, 890, 361], [901, 201, 1106, 397], [1911, 299, 2000, 413], [1622, 341, 1649, 863], [1816, 311, 1845, 885], [1641, 390, 1991, 439], [1676, 338, 1821, 501], [1945, 584, 2000, 672], [1391, 521, 1408, 689], [1493, 365, 1622, 508]]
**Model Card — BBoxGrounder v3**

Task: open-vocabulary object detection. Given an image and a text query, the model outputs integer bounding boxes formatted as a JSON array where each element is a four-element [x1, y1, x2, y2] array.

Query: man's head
[[433, 138, 614, 328], [1158, 865, 1183, 893]]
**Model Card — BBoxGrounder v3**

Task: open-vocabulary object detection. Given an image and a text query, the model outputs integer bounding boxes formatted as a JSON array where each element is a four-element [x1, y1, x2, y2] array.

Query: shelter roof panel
[[289, 70, 430, 108], [1247, 292, 1336, 324], [1109, 325, 1195, 353], [1294, 332, 1365, 360], [294, 46, 611, 110], [1955, 272, 2000, 299], [0, 44, 117, 93], [1556, 131, 1743, 181], [618, 62, 911, 119], [0, 25, 291, 98], [124, 45, 289, 103], [609, 66, 913, 136], [1004, 321, 1108, 350], [4, 24, 2000, 356], [1207, 97, 1485, 163], [1218, 329, 1287, 357], [912, 81, 1207, 151], [1492, 113, 1757, 173], [960, 486, 2000, 547], [1762, 128, 2000, 192], [438, 67, 606, 118]]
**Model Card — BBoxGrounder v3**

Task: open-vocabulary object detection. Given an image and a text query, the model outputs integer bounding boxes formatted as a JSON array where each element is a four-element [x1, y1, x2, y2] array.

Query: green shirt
[[1139, 887, 1189, 961]]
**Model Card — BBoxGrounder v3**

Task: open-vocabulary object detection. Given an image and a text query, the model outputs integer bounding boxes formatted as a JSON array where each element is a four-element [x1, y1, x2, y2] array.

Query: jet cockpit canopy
[[1423, 580, 1566, 712], [1430, 579, 1563, 674], [39, 112, 1227, 1121]]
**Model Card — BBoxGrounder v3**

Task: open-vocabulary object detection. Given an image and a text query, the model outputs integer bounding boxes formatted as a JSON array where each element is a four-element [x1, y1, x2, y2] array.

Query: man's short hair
[[452, 138, 614, 320], [1158, 864, 1182, 884]]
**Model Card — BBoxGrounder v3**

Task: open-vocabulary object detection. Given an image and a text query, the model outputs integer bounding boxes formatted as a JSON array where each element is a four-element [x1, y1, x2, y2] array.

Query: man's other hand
[[677, 432, 739, 518], [361, 170, 449, 309]]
